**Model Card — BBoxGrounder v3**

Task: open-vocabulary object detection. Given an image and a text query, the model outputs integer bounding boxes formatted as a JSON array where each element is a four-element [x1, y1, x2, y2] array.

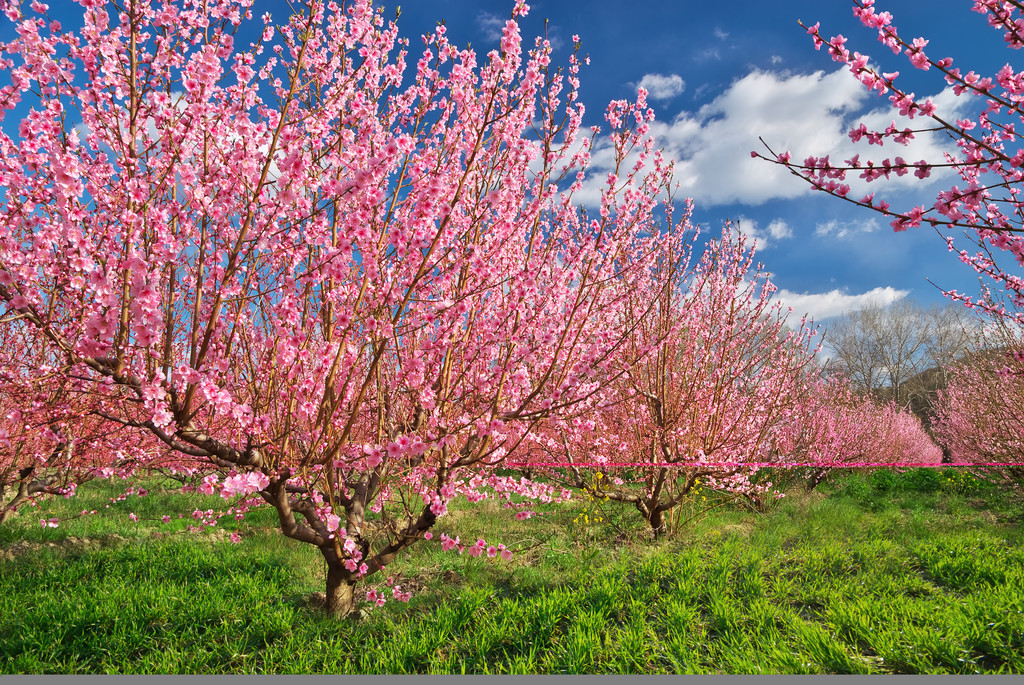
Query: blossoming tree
[[522, 227, 820, 536], [778, 374, 943, 491], [0, 0, 696, 615], [0, 316, 151, 524], [932, 350, 1024, 477]]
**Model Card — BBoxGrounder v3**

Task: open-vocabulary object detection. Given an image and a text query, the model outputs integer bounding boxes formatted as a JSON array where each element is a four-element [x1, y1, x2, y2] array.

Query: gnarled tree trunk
[[324, 559, 359, 618]]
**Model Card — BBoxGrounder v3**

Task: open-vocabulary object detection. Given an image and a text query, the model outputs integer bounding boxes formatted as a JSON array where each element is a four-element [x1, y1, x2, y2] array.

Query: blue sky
[[1, 1, 1008, 327], [372, 0, 1007, 325]]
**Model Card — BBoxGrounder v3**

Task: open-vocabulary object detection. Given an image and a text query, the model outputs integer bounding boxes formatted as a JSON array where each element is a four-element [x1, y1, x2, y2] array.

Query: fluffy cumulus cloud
[[774, 285, 909, 322], [637, 73, 685, 101], [767, 219, 792, 240], [730, 216, 792, 250], [477, 11, 505, 41], [650, 68, 869, 205], [571, 66, 969, 209]]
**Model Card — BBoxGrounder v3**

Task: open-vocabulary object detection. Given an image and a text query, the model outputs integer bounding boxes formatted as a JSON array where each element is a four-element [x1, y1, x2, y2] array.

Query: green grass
[[1, 469, 1022, 673]]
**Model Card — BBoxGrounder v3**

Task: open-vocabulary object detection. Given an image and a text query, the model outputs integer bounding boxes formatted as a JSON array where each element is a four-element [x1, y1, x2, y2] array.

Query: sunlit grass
[[1, 468, 1021, 673]]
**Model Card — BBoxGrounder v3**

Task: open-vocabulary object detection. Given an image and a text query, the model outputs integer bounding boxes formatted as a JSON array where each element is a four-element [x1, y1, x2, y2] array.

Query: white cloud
[[774, 285, 909, 322], [637, 73, 685, 101], [813, 217, 879, 239], [713, 28, 729, 40], [730, 216, 792, 250], [477, 12, 505, 41], [767, 219, 792, 240], [638, 67, 967, 206], [559, 66, 970, 214]]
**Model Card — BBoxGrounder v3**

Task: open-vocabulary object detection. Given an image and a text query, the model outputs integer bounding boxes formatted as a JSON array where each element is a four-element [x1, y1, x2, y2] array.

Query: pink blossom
[[905, 37, 930, 70], [440, 534, 460, 552], [364, 446, 384, 469], [325, 513, 342, 532], [199, 475, 219, 496], [220, 472, 270, 499]]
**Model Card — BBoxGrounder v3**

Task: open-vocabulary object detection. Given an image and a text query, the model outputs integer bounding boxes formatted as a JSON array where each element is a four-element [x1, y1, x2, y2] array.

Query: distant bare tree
[[876, 300, 930, 408], [823, 305, 888, 397], [924, 304, 980, 377], [824, 299, 981, 410]]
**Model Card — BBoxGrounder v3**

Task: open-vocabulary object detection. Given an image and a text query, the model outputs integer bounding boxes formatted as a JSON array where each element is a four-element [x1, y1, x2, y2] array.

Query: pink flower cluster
[[219, 472, 270, 500], [437, 533, 513, 560]]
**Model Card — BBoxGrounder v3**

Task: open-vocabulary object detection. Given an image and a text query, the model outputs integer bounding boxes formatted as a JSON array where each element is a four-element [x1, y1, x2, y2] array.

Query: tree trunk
[[648, 507, 668, 538], [0, 477, 38, 525], [635, 499, 669, 538], [324, 560, 358, 618], [805, 468, 827, 492]]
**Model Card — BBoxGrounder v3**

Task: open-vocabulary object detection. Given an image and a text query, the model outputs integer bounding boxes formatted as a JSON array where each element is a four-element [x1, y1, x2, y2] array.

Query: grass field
[[1, 468, 1022, 674]]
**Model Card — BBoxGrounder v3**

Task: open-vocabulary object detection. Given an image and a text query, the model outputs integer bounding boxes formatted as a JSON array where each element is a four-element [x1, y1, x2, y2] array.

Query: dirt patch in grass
[[783, 488, 828, 510], [978, 510, 999, 525], [0, 528, 232, 563], [0, 533, 126, 562], [720, 522, 754, 539]]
